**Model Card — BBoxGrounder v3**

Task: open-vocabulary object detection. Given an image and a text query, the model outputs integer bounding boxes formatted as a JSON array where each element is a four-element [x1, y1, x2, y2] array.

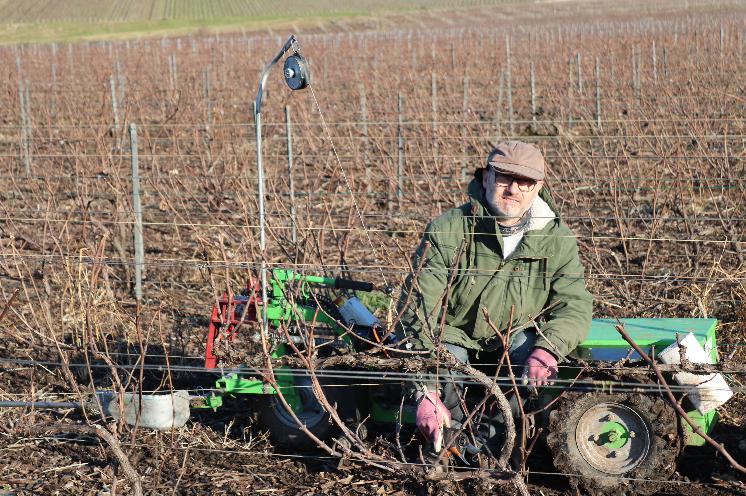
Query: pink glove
[[416, 391, 451, 451], [523, 347, 558, 387]]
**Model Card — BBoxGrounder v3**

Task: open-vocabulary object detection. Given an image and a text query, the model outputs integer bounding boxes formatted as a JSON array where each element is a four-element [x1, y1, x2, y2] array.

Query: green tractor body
[[195, 269, 726, 493]]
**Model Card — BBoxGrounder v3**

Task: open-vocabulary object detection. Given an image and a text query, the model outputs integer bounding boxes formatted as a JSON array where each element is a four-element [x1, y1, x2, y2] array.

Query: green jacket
[[398, 179, 592, 358]]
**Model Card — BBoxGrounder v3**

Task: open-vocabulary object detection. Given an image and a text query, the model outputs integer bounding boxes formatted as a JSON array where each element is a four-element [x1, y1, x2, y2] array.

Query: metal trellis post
[[397, 93, 405, 208], [506, 35, 514, 136], [595, 57, 602, 130], [110, 75, 121, 150], [359, 83, 371, 193], [285, 105, 297, 245], [129, 123, 144, 303], [530, 61, 537, 127], [431, 72, 438, 160]]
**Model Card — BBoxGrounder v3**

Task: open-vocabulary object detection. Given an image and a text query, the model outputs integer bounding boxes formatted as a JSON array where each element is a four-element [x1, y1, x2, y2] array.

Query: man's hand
[[416, 391, 451, 451], [523, 347, 558, 387]]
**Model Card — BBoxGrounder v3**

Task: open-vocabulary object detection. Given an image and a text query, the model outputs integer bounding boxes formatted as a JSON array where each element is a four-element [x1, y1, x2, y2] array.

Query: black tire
[[547, 390, 680, 495], [257, 374, 357, 449]]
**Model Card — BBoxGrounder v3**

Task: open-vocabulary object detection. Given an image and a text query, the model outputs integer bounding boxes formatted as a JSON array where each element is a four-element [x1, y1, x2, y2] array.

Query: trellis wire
[[1, 359, 744, 391]]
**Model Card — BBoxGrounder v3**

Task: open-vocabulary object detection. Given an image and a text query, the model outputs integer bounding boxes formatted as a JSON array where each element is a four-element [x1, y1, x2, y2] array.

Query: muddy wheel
[[546, 388, 680, 495], [258, 375, 357, 449]]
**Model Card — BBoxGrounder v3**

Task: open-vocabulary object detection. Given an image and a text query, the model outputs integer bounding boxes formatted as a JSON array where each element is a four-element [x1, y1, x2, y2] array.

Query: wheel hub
[[601, 421, 629, 448], [575, 402, 651, 475]]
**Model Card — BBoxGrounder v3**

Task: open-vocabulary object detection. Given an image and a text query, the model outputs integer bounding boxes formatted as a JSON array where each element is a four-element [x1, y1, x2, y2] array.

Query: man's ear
[[481, 169, 490, 189], [535, 181, 544, 194]]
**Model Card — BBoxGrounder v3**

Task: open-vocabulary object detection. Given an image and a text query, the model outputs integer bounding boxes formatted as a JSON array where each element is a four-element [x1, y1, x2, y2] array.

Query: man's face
[[482, 167, 543, 226]]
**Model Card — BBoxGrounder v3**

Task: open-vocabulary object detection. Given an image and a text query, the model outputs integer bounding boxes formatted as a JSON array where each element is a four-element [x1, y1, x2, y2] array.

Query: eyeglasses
[[490, 167, 538, 192]]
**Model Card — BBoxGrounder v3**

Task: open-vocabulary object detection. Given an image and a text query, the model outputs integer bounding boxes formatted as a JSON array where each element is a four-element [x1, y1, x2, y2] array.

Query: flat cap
[[487, 141, 545, 181]]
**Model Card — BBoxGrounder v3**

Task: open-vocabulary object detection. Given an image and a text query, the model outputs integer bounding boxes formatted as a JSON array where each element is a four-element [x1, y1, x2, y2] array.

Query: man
[[397, 140, 593, 452]]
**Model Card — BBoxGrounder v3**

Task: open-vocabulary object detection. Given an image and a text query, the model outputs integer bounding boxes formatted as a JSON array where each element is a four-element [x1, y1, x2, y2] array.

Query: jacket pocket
[[541, 258, 549, 291], [450, 272, 476, 318], [518, 259, 549, 323], [494, 263, 524, 326], [511, 264, 527, 323], [525, 258, 549, 292]]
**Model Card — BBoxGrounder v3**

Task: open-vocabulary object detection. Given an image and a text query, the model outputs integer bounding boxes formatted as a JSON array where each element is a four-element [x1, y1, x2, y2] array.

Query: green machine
[[545, 318, 723, 494], [193, 269, 730, 495], [575, 317, 719, 446]]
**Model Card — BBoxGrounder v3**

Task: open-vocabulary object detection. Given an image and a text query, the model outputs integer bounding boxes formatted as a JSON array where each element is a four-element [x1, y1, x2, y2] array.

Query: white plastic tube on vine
[[658, 332, 733, 415]]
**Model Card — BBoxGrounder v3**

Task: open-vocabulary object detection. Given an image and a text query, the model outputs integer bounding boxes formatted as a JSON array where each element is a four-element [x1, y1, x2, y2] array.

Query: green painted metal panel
[[215, 369, 302, 410], [583, 318, 717, 347], [371, 399, 416, 425], [683, 408, 718, 446], [577, 318, 718, 363], [217, 374, 272, 394]]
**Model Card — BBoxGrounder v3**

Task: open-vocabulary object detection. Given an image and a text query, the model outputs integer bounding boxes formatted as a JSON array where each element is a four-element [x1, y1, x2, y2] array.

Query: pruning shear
[[442, 427, 482, 467]]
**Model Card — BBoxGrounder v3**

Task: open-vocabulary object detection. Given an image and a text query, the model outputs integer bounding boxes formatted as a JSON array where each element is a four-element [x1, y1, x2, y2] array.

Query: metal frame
[[254, 35, 301, 335]]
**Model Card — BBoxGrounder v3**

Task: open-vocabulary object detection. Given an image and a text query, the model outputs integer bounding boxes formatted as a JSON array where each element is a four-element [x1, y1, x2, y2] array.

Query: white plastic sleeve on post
[[658, 333, 734, 415]]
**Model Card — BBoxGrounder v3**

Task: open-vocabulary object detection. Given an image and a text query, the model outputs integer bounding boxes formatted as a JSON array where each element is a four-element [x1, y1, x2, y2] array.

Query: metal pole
[[461, 75, 468, 180], [431, 72, 437, 133], [359, 83, 370, 193], [397, 93, 404, 206], [631, 47, 637, 99], [431, 72, 438, 160], [50, 62, 57, 119], [595, 57, 601, 130], [169, 54, 174, 89], [110, 75, 120, 149], [285, 105, 297, 245], [116, 59, 125, 104], [203, 66, 212, 128], [24, 81, 30, 151], [568, 57, 573, 130], [18, 81, 29, 175], [720, 25, 725, 60], [68, 44, 74, 78], [636, 45, 642, 106], [169, 54, 178, 89], [253, 35, 299, 334], [255, 108, 267, 327], [129, 123, 144, 303], [506, 35, 514, 136], [496, 68, 504, 142], [530, 61, 536, 127]]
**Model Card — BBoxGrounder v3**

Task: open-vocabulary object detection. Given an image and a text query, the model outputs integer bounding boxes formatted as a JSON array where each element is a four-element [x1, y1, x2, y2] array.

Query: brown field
[[0, 1, 745, 494]]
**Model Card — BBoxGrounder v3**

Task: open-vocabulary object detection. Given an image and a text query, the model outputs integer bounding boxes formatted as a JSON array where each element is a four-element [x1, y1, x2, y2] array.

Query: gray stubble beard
[[486, 196, 533, 226]]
